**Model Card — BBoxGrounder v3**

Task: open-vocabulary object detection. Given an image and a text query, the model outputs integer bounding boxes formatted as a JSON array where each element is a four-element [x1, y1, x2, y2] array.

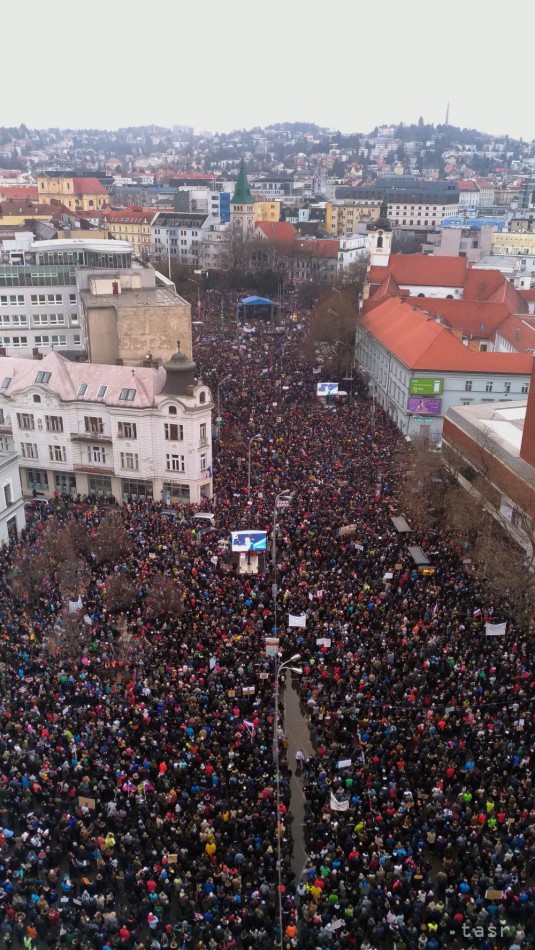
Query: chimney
[[115, 358, 124, 366], [0, 347, 6, 357], [32, 347, 43, 360], [519, 359, 535, 468]]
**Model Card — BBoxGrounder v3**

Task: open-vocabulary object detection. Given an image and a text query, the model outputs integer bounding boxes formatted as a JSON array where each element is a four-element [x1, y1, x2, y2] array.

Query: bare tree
[[144, 573, 182, 619]]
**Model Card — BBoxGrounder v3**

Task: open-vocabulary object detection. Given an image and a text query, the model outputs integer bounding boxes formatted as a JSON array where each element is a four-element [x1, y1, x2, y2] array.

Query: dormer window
[[33, 394, 41, 403], [119, 388, 136, 401], [168, 405, 178, 416], [35, 371, 51, 384], [199, 391, 206, 404]]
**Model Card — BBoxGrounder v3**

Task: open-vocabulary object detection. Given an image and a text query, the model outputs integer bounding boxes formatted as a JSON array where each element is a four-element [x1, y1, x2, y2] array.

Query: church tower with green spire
[[230, 159, 255, 239]]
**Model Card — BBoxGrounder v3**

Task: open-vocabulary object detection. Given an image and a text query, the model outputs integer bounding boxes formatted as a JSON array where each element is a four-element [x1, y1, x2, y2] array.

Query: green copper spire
[[231, 159, 254, 205]]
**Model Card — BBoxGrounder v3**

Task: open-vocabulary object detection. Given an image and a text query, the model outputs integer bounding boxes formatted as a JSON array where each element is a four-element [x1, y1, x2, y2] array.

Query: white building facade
[[0, 350, 212, 504], [0, 450, 25, 544]]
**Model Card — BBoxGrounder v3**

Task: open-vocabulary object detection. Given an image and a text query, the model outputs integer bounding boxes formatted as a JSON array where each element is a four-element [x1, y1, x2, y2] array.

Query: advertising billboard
[[317, 382, 339, 397], [407, 396, 442, 415], [231, 530, 268, 552], [409, 378, 443, 395]]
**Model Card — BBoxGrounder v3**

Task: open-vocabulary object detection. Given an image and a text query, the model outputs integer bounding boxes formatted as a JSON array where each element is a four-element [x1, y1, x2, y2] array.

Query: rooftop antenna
[[445, 101, 450, 126]]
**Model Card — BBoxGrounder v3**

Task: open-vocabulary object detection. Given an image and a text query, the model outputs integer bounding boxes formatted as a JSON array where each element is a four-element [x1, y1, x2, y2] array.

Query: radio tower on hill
[[445, 101, 450, 126]]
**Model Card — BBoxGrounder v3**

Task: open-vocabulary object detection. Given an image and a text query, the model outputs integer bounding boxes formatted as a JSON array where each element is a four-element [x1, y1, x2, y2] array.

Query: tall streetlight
[[247, 433, 262, 500], [273, 652, 302, 950], [209, 288, 224, 322], [272, 489, 292, 571], [215, 373, 232, 438], [188, 277, 201, 315]]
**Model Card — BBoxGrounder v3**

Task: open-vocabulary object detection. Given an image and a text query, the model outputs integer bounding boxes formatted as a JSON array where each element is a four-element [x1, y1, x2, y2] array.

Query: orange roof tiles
[[457, 180, 479, 191], [494, 314, 535, 353], [254, 221, 297, 244], [295, 239, 339, 259], [408, 298, 510, 338], [359, 297, 534, 374], [368, 254, 467, 289], [72, 177, 108, 196], [0, 185, 38, 200]]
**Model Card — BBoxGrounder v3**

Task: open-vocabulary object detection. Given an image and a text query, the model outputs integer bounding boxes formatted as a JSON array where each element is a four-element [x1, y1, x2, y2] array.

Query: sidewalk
[[282, 671, 315, 881]]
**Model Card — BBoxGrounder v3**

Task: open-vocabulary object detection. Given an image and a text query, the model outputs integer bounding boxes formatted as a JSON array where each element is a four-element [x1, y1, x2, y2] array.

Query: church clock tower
[[230, 159, 255, 239]]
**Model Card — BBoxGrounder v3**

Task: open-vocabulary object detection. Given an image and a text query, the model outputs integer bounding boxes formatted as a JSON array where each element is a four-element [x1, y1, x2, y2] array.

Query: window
[[199, 391, 206, 404], [36, 371, 51, 384], [30, 294, 46, 306], [120, 452, 139, 471], [88, 475, 112, 496], [163, 482, 190, 502], [77, 383, 88, 397], [11, 336, 28, 348], [69, 293, 77, 304], [118, 421, 137, 439], [55, 473, 77, 493], [464, 380, 472, 392], [504, 381, 511, 394], [0, 436, 9, 451], [45, 415, 63, 432], [168, 405, 177, 415], [21, 442, 38, 459], [17, 413, 34, 430], [47, 294, 62, 305], [166, 453, 185, 472], [33, 394, 41, 404], [49, 445, 66, 462], [485, 381, 493, 392], [0, 378, 10, 390], [200, 454, 207, 472], [25, 469, 48, 491], [84, 416, 104, 434], [200, 422, 207, 445], [521, 381, 530, 394], [119, 388, 136, 401], [96, 385, 108, 398], [88, 445, 106, 464], [164, 423, 183, 441]]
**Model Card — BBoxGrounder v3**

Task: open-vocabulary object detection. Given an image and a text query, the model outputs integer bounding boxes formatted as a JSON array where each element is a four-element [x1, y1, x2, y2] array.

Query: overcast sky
[[7, 0, 534, 141]]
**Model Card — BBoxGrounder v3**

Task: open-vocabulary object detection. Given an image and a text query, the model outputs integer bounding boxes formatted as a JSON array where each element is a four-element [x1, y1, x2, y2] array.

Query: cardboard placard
[[78, 796, 96, 810], [167, 854, 178, 865], [485, 889, 503, 900]]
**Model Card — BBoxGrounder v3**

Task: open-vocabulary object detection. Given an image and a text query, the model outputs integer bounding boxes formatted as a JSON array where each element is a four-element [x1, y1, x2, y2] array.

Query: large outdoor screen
[[317, 382, 339, 397], [231, 530, 268, 552]]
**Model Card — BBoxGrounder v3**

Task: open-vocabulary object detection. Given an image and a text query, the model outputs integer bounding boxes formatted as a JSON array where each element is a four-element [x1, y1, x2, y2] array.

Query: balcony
[[73, 463, 114, 476], [71, 430, 113, 443]]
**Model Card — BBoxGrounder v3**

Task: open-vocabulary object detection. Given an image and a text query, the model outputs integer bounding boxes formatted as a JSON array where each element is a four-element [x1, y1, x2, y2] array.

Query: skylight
[[36, 371, 51, 384], [119, 388, 136, 401], [77, 383, 88, 396]]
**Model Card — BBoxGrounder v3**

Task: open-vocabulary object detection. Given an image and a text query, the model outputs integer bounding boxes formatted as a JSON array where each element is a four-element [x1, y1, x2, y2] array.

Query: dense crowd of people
[[0, 296, 532, 949]]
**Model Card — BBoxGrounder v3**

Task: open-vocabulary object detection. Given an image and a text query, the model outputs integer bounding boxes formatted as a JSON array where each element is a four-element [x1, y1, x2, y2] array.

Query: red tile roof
[[359, 297, 534, 374], [0, 185, 38, 200], [368, 254, 467, 290], [104, 209, 153, 224], [463, 268, 527, 313], [457, 180, 479, 191], [254, 221, 297, 244], [295, 239, 339, 259], [519, 289, 535, 303], [494, 314, 535, 353], [408, 297, 510, 338], [72, 177, 108, 196]]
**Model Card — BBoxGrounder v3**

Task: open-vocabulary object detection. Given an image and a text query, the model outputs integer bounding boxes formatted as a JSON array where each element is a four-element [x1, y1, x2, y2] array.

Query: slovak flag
[[243, 720, 256, 736], [473, 608, 482, 618]]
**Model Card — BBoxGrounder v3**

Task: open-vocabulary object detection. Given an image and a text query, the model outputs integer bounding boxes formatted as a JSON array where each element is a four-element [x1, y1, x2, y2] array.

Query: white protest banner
[[485, 622, 507, 636], [288, 614, 307, 629], [209, 656, 217, 670], [337, 758, 352, 769], [316, 638, 332, 647], [68, 597, 83, 613], [330, 791, 349, 812]]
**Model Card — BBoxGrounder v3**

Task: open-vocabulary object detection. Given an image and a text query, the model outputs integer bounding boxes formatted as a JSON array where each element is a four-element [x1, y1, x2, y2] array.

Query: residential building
[[338, 233, 369, 273], [473, 179, 496, 209], [253, 201, 282, 223], [37, 174, 108, 212], [423, 222, 497, 262], [0, 449, 25, 544], [336, 178, 460, 230], [325, 199, 381, 236], [356, 296, 533, 441], [151, 211, 211, 267], [0, 349, 212, 504], [457, 180, 480, 212], [366, 254, 467, 299], [103, 209, 155, 257], [491, 230, 535, 258]]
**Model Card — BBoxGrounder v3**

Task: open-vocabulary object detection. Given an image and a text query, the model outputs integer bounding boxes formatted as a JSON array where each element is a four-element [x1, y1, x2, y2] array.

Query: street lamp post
[[188, 278, 201, 315], [247, 433, 262, 500], [216, 374, 232, 438], [273, 652, 302, 950], [209, 288, 224, 322]]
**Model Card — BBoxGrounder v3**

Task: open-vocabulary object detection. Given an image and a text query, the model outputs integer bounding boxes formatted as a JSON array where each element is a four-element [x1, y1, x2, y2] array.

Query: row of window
[[0, 335, 81, 349], [13, 413, 207, 442], [465, 380, 530, 394]]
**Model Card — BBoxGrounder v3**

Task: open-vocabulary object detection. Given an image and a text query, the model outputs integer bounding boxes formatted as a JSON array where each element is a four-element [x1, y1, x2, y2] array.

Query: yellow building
[[253, 200, 282, 223], [103, 209, 154, 257], [0, 200, 56, 226], [492, 231, 535, 256], [37, 175, 108, 212], [326, 200, 381, 236]]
